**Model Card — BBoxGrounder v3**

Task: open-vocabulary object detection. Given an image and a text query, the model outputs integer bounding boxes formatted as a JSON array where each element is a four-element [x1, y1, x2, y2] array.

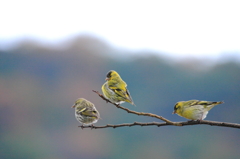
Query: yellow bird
[[173, 100, 223, 120], [72, 98, 100, 126], [101, 70, 135, 105]]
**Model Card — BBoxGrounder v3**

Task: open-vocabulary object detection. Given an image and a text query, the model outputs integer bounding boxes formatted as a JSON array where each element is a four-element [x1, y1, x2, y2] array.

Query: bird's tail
[[212, 101, 224, 105]]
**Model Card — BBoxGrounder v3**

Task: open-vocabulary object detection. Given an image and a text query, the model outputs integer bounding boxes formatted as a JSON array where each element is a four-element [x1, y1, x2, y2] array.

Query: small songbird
[[173, 100, 223, 120], [101, 70, 135, 105], [72, 98, 100, 126]]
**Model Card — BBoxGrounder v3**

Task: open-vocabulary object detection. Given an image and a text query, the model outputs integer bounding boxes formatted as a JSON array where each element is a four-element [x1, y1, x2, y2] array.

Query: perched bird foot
[[197, 119, 203, 123]]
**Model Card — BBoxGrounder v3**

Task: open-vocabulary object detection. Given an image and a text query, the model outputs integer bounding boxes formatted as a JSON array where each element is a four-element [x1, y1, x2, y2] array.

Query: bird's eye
[[92, 111, 97, 114]]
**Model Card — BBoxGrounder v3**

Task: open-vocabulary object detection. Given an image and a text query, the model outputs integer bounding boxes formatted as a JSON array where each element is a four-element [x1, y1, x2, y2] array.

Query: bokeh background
[[1, 1, 240, 159]]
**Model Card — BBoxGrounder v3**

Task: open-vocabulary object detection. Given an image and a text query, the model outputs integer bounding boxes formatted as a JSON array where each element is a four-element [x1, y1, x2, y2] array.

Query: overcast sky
[[0, 0, 240, 60]]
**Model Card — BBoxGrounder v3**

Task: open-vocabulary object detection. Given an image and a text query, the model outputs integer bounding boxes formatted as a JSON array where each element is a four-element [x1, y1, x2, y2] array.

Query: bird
[[173, 100, 223, 120], [72, 98, 100, 127], [101, 70, 135, 105]]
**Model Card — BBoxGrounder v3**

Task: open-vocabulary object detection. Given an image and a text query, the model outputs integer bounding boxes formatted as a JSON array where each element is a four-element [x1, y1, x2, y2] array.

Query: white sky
[[0, 0, 240, 59]]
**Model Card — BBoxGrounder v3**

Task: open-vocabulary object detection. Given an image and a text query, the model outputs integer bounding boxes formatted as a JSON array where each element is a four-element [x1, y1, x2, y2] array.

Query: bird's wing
[[125, 88, 133, 102], [188, 100, 201, 107], [189, 100, 217, 108], [109, 86, 129, 99], [80, 107, 98, 117]]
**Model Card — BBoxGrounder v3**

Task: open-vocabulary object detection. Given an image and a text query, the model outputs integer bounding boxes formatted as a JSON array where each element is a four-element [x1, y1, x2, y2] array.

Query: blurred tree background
[[0, 35, 240, 159]]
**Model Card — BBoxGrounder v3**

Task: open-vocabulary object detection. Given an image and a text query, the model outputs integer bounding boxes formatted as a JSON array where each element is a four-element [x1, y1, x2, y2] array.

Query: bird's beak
[[105, 78, 109, 81], [71, 105, 76, 108], [172, 110, 176, 114]]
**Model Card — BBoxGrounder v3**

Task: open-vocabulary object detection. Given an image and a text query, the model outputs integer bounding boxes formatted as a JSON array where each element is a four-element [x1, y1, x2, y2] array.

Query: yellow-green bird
[[101, 70, 135, 105], [72, 98, 100, 126], [173, 100, 223, 120]]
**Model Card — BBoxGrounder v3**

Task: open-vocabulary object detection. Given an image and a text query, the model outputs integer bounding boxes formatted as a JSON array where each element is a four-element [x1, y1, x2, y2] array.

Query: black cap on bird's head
[[106, 71, 112, 80], [105, 70, 121, 81], [105, 70, 115, 81], [172, 103, 179, 114]]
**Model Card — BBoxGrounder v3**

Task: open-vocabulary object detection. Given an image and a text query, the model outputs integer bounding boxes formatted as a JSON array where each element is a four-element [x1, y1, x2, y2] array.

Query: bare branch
[[80, 120, 240, 129], [90, 90, 240, 129], [93, 90, 181, 126], [92, 90, 181, 126]]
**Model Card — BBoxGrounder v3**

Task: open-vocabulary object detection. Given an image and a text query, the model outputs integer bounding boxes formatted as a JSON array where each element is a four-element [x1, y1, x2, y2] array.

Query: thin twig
[[80, 120, 240, 129], [92, 90, 182, 126]]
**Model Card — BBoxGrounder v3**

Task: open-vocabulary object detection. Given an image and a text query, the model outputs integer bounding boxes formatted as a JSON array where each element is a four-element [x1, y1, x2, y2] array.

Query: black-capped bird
[[101, 70, 135, 105], [173, 100, 223, 120]]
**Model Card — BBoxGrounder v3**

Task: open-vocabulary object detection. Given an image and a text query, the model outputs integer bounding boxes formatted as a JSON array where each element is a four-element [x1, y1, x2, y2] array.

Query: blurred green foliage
[[0, 35, 240, 159]]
